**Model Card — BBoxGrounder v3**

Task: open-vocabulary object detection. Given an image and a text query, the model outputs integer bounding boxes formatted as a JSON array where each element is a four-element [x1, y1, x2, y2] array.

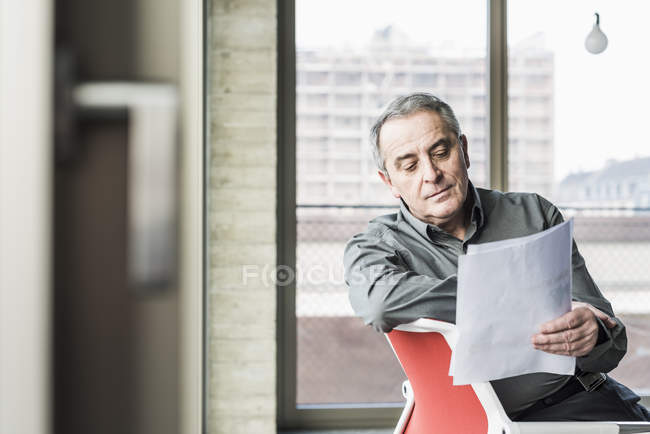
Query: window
[[298, 158, 327, 175], [303, 71, 329, 86], [304, 182, 327, 197], [298, 114, 328, 130], [509, 0, 650, 394], [331, 159, 361, 175], [298, 137, 328, 155], [283, 0, 489, 426], [367, 72, 386, 88], [391, 72, 408, 87], [331, 138, 360, 154], [333, 94, 361, 108], [305, 93, 329, 106], [332, 115, 360, 129], [446, 73, 467, 88], [412, 72, 438, 87], [334, 72, 361, 86]]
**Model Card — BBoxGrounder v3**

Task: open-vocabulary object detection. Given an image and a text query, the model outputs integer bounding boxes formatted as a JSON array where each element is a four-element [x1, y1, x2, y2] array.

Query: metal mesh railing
[[561, 207, 650, 395], [295, 205, 403, 405], [295, 205, 650, 404]]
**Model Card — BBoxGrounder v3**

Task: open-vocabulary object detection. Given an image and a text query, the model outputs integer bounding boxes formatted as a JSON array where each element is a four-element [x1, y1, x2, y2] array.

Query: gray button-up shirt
[[343, 183, 627, 417]]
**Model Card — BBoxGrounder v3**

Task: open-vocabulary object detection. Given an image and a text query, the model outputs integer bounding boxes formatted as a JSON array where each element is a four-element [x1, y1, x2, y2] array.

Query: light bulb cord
[[595, 12, 600, 26]]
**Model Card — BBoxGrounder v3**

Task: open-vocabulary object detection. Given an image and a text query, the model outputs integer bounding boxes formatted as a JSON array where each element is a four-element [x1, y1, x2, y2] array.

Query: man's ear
[[459, 134, 470, 169], [378, 170, 401, 199]]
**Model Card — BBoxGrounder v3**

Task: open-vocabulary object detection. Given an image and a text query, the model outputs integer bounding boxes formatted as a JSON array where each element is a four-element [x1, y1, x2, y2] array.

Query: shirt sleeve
[[343, 229, 457, 333], [541, 197, 627, 373]]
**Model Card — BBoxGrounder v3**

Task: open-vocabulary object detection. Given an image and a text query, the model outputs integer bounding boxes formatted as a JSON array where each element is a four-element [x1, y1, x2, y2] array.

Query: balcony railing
[[295, 204, 650, 404]]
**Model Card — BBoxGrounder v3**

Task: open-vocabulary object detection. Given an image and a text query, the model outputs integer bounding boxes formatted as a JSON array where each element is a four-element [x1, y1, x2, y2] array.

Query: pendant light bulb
[[585, 12, 608, 54]]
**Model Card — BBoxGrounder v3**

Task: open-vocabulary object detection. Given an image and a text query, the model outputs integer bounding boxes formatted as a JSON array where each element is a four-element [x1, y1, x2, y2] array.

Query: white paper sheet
[[450, 219, 575, 385]]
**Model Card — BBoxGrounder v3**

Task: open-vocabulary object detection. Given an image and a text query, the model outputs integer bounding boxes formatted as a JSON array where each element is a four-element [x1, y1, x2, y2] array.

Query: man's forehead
[[379, 111, 451, 156]]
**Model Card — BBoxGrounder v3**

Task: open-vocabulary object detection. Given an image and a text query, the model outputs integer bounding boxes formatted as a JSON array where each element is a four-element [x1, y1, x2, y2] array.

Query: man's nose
[[422, 159, 442, 183]]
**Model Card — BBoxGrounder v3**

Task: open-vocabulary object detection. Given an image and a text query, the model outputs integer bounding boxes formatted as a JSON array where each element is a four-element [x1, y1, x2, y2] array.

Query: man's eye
[[404, 163, 417, 172], [433, 149, 449, 158]]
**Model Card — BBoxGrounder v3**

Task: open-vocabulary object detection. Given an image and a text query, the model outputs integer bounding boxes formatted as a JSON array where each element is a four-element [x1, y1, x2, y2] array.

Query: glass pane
[[508, 1, 650, 394], [296, 0, 487, 405]]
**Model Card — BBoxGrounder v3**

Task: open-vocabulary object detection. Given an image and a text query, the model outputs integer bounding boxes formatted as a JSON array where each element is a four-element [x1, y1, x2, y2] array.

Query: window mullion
[[488, 0, 509, 191]]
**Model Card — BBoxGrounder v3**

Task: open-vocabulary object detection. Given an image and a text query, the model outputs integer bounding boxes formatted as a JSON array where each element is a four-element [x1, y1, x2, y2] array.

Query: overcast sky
[[297, 0, 650, 182]]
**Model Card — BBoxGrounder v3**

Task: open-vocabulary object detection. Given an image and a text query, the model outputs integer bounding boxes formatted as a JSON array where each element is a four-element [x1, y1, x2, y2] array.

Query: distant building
[[296, 27, 554, 205], [508, 33, 555, 198], [556, 157, 650, 209]]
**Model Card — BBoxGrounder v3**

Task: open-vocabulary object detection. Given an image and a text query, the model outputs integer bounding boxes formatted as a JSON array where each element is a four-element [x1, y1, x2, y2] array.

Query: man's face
[[378, 110, 471, 229]]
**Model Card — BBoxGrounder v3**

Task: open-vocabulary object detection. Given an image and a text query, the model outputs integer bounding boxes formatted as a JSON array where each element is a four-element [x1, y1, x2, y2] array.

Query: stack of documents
[[450, 219, 575, 385]]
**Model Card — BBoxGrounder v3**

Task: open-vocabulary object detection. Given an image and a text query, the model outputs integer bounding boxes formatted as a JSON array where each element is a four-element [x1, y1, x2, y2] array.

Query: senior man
[[343, 92, 650, 421]]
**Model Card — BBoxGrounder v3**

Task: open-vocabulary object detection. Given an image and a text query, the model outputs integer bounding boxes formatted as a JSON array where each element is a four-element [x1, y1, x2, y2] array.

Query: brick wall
[[206, 0, 277, 432]]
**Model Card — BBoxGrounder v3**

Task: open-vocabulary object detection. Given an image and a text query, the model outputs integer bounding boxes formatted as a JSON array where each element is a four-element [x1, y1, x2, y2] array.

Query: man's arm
[[344, 230, 457, 332], [532, 198, 627, 373]]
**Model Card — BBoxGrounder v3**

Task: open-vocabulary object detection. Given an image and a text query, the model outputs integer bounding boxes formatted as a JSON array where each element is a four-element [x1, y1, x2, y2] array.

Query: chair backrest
[[387, 324, 489, 433]]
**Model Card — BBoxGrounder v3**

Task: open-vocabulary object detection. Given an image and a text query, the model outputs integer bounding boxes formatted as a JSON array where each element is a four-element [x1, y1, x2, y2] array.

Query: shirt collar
[[399, 180, 485, 241], [469, 181, 485, 229]]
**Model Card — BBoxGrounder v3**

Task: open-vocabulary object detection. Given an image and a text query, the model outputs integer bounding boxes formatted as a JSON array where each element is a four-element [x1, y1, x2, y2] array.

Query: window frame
[[276, 0, 509, 428]]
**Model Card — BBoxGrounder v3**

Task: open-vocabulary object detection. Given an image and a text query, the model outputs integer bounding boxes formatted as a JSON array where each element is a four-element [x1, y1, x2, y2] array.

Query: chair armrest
[[393, 318, 455, 333], [510, 421, 620, 433]]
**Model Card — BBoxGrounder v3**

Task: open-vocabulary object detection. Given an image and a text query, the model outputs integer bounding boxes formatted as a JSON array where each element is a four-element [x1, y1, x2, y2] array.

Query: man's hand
[[531, 303, 616, 357], [571, 301, 617, 329]]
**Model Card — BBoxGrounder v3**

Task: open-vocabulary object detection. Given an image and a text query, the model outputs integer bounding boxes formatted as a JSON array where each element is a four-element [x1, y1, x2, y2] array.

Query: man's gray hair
[[370, 93, 462, 175]]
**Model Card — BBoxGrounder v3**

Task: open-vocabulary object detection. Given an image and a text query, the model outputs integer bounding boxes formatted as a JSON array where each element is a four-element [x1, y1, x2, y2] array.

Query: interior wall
[[205, 0, 278, 432], [0, 1, 53, 433]]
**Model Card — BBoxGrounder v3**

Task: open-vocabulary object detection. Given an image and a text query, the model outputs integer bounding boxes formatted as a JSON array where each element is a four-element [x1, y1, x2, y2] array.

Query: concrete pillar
[[205, 0, 278, 432]]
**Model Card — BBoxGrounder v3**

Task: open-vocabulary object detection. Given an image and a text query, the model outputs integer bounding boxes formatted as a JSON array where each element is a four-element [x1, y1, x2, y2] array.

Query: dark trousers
[[516, 376, 650, 422]]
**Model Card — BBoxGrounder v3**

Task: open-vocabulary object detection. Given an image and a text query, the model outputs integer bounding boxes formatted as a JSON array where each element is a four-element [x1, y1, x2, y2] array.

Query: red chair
[[386, 318, 650, 434]]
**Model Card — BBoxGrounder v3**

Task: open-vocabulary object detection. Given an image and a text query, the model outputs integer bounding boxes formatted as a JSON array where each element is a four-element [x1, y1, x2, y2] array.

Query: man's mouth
[[426, 185, 451, 199]]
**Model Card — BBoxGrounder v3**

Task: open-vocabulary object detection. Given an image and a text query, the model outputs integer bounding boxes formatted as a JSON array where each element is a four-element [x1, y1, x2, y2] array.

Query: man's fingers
[[572, 301, 617, 329], [532, 319, 597, 345], [590, 308, 617, 329], [596, 315, 617, 329], [533, 330, 597, 356], [534, 306, 600, 356], [532, 327, 596, 348], [534, 305, 615, 356], [539, 307, 591, 334]]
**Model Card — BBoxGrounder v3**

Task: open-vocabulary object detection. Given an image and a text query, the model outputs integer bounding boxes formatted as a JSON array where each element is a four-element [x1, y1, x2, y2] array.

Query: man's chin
[[422, 202, 463, 222]]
